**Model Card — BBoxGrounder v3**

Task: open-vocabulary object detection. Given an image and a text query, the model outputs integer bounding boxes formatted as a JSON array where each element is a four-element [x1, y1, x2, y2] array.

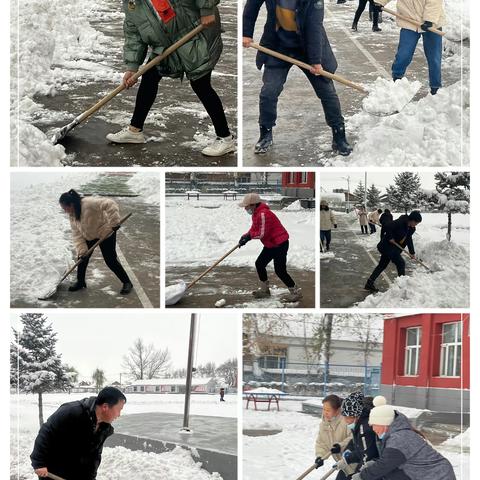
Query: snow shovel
[[392, 241, 433, 273], [51, 25, 205, 144], [47, 474, 66, 480], [38, 212, 132, 300], [381, 7, 445, 36], [165, 244, 239, 305], [250, 43, 367, 94], [295, 464, 337, 480]]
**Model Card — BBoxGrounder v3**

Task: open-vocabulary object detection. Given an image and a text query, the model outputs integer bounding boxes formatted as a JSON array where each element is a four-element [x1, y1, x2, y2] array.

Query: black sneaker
[[332, 126, 353, 156], [352, 22, 358, 31], [431, 88, 439, 95], [254, 126, 273, 154], [68, 281, 87, 292], [372, 25, 382, 32], [364, 280, 379, 292], [120, 282, 133, 295]]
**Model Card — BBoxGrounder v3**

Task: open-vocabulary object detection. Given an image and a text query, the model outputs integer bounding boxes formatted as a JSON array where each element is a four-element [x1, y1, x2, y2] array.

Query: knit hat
[[368, 396, 395, 426], [341, 391, 364, 417], [320, 200, 328, 207], [239, 193, 262, 207]]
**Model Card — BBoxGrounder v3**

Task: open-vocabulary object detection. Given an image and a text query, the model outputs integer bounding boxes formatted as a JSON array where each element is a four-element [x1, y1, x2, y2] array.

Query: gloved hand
[[77, 254, 88, 262], [314, 457, 324, 468], [360, 460, 377, 471], [238, 234, 251, 248], [342, 449, 353, 461], [334, 458, 348, 470], [420, 21, 433, 31], [334, 224, 338, 229], [351, 474, 362, 480], [330, 443, 342, 454], [112, 225, 121, 232]]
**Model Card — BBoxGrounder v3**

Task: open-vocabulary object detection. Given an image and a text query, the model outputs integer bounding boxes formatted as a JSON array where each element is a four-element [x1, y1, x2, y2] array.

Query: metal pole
[[364, 172, 368, 208], [181, 313, 198, 432]]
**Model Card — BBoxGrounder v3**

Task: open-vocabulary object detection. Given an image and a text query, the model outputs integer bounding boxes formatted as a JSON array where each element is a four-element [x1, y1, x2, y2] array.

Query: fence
[[244, 361, 381, 397]]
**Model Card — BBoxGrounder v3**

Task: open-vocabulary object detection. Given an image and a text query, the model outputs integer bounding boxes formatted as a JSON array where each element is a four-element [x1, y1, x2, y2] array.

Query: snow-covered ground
[[11, 393, 235, 479], [12, 0, 120, 165], [352, 212, 470, 308], [165, 196, 315, 270], [127, 173, 161, 206], [243, 401, 469, 479]]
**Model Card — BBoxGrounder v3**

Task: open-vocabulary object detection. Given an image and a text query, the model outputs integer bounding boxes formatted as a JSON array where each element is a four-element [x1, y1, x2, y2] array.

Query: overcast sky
[[11, 311, 238, 382], [320, 171, 440, 194]]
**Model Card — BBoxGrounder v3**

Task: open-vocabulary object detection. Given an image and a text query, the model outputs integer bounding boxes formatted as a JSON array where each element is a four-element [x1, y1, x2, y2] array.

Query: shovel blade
[[165, 281, 187, 306], [38, 284, 59, 301], [51, 118, 80, 145]]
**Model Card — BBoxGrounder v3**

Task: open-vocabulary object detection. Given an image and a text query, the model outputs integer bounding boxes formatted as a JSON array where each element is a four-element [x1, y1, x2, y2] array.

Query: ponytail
[[59, 189, 82, 220]]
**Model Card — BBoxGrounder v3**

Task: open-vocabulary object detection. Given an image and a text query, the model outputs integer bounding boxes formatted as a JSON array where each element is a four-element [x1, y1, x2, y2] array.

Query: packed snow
[[11, 393, 235, 479], [10, 173, 100, 304], [12, 0, 119, 165], [127, 173, 161, 205], [165, 281, 188, 306], [165, 197, 315, 270], [243, 400, 469, 479]]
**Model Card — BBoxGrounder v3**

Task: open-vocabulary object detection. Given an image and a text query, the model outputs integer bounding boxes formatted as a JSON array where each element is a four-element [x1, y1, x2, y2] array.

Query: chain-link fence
[[244, 361, 381, 397]]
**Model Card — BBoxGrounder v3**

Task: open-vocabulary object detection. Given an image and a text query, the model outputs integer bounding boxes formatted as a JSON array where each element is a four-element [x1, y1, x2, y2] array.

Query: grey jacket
[[360, 412, 456, 480]]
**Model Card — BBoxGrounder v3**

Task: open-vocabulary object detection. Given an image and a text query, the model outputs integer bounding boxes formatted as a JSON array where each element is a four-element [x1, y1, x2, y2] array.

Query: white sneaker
[[106, 127, 146, 144], [201, 135, 236, 157]]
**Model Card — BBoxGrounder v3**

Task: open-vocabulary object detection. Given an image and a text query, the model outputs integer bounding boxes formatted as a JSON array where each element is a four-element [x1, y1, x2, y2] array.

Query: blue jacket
[[243, 0, 337, 72]]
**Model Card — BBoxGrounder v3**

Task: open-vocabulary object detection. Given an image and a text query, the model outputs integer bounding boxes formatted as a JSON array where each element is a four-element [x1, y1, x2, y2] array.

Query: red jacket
[[246, 203, 289, 248]]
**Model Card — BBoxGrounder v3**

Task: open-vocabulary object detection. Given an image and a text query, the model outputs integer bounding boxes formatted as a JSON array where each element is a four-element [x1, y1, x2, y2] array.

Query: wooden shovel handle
[[47, 473, 66, 480], [59, 212, 133, 283], [382, 7, 445, 36], [77, 25, 205, 123], [392, 241, 431, 271], [295, 465, 317, 480], [187, 245, 239, 289], [250, 43, 368, 94]]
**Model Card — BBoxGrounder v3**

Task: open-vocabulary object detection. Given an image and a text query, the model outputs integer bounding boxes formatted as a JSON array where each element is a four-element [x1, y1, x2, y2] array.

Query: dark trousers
[[369, 245, 406, 282], [320, 230, 332, 249], [354, 0, 380, 27], [361, 225, 368, 234], [259, 55, 345, 130], [335, 471, 350, 480], [255, 240, 295, 288], [369, 223, 376, 234], [77, 233, 131, 284], [130, 68, 230, 137], [392, 28, 442, 88]]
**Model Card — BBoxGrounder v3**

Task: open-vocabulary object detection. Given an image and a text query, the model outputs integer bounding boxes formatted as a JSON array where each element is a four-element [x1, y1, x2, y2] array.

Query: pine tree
[[353, 181, 366, 204], [386, 173, 422, 213], [10, 313, 73, 427], [432, 172, 470, 241], [366, 184, 382, 209]]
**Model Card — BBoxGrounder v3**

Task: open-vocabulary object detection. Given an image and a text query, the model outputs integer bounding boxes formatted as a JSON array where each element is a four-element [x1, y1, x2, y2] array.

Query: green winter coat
[[123, 0, 223, 81]]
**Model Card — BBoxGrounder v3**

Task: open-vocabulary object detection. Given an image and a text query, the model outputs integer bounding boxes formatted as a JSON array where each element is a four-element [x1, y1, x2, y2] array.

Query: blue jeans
[[320, 230, 332, 248], [392, 28, 442, 88], [259, 53, 345, 129]]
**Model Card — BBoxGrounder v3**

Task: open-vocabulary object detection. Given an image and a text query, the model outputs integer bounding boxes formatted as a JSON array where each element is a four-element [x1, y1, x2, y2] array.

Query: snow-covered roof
[[127, 377, 214, 386]]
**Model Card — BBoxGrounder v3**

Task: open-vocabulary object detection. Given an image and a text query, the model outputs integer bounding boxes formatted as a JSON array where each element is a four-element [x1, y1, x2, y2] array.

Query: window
[[300, 172, 309, 184], [133, 386, 138, 392], [155, 386, 160, 392], [140, 385, 145, 392], [288, 172, 296, 184], [404, 327, 421, 376], [440, 322, 462, 377], [258, 348, 287, 369]]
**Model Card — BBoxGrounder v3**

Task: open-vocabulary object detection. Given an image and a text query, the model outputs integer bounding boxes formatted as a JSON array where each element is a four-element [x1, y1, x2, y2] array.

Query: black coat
[[379, 212, 394, 238], [243, 0, 338, 72], [345, 408, 380, 471], [378, 215, 416, 255], [31, 397, 114, 480]]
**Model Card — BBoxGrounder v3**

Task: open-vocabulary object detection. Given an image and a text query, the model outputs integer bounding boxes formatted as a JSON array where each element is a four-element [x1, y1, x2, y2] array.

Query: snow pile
[[165, 197, 315, 270], [346, 79, 469, 166], [358, 240, 469, 308], [245, 387, 287, 395], [363, 77, 422, 116], [441, 429, 470, 450], [10, 173, 99, 304], [444, 0, 469, 41], [165, 281, 188, 306], [127, 173, 161, 205], [283, 200, 304, 211], [215, 299, 227, 308]]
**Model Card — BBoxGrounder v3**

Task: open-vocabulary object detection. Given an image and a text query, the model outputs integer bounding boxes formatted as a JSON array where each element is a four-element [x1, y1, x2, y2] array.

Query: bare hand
[[35, 468, 49, 477], [243, 36, 253, 48], [310, 64, 323, 75], [123, 70, 138, 89], [201, 15, 216, 26], [410, 254, 416, 260]]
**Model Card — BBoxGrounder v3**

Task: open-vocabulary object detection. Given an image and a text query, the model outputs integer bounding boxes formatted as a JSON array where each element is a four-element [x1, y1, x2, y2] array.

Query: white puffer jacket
[[377, 0, 445, 31], [69, 197, 121, 255]]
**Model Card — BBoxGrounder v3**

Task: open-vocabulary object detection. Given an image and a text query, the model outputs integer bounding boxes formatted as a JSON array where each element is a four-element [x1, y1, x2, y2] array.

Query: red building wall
[[282, 172, 315, 189], [382, 313, 470, 390]]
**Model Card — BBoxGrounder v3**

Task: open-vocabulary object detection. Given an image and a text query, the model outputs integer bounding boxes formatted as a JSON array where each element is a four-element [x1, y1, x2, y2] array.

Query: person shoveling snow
[[320, 200, 337, 252], [365, 210, 423, 292], [238, 193, 303, 303]]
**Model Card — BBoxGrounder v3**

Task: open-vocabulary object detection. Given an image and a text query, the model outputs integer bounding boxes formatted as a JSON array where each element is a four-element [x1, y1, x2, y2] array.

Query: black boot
[[254, 126, 273, 154], [120, 282, 133, 295], [332, 126, 353, 156], [352, 21, 358, 31], [372, 25, 382, 32], [431, 87, 439, 95], [69, 281, 86, 292], [364, 279, 379, 292]]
